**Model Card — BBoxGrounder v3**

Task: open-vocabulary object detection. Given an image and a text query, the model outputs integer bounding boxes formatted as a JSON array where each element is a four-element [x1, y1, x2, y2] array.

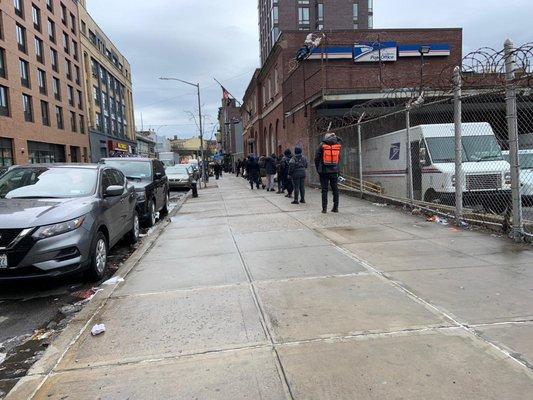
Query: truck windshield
[[426, 135, 503, 163]]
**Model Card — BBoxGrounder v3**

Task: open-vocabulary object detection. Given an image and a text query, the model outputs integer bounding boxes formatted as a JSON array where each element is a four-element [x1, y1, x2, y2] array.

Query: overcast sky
[[86, 0, 532, 139]]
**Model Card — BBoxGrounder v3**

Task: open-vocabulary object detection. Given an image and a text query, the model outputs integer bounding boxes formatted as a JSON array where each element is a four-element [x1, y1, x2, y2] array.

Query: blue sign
[[354, 41, 397, 63], [389, 143, 401, 160], [398, 44, 451, 57]]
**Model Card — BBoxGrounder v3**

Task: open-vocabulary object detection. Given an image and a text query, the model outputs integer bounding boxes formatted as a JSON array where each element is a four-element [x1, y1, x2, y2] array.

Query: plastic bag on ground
[[91, 324, 106, 336]]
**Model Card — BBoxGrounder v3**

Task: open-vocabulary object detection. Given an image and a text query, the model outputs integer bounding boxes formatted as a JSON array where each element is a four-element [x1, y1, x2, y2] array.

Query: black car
[[100, 158, 170, 227], [0, 164, 139, 281]]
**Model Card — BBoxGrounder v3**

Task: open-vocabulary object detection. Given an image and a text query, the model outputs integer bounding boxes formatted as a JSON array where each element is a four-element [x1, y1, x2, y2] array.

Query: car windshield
[[166, 165, 189, 174], [103, 160, 152, 180], [426, 135, 503, 163], [0, 167, 97, 199]]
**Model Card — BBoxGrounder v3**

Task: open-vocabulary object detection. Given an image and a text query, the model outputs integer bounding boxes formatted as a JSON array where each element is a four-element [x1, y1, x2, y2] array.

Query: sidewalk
[[8, 175, 533, 399]]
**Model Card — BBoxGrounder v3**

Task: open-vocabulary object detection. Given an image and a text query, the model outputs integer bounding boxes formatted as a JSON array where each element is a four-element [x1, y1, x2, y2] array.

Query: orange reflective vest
[[322, 143, 341, 165]]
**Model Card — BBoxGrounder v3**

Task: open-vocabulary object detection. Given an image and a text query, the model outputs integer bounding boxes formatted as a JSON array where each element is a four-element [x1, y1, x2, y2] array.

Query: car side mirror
[[105, 185, 123, 197], [154, 172, 163, 180], [419, 147, 427, 166]]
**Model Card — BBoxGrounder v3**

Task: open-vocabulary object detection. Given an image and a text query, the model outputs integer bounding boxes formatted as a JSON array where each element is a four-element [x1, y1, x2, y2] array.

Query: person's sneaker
[[291, 201, 299, 205], [300, 200, 306, 204], [322, 209, 327, 214], [331, 208, 339, 213]]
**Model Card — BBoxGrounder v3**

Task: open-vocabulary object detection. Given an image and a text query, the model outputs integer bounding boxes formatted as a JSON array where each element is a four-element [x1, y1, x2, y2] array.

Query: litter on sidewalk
[[426, 215, 449, 225], [102, 277, 125, 286], [91, 324, 106, 336]]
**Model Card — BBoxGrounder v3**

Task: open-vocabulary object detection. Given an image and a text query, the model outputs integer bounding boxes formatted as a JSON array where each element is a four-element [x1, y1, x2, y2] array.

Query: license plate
[[0, 254, 7, 269]]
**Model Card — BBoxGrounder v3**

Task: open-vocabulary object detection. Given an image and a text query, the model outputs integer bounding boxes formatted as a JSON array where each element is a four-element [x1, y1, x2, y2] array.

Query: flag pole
[[213, 78, 242, 106]]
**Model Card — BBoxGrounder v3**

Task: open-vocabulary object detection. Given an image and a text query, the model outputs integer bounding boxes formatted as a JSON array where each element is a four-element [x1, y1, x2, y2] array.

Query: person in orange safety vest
[[315, 132, 342, 213]]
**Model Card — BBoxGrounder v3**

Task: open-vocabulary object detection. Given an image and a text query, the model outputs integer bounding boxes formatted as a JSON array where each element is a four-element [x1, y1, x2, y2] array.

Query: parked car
[[100, 158, 169, 227], [0, 164, 139, 281], [166, 164, 193, 190]]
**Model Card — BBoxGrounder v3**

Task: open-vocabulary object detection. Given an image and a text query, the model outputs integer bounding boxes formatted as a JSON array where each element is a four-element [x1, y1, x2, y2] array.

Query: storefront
[[0, 137, 14, 166], [107, 140, 133, 157], [27, 141, 66, 164]]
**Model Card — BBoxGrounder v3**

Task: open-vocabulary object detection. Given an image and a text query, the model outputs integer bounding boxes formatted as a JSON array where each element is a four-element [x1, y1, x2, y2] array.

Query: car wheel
[[85, 231, 108, 281], [160, 192, 170, 216], [126, 212, 140, 244], [146, 199, 157, 227]]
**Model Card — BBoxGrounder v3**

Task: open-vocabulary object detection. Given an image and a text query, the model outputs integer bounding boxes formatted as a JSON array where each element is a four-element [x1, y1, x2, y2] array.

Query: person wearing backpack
[[288, 147, 308, 204], [315, 132, 342, 213]]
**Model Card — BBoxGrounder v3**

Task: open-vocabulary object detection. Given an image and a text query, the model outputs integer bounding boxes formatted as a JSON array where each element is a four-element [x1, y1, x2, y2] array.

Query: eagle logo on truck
[[389, 143, 401, 160]]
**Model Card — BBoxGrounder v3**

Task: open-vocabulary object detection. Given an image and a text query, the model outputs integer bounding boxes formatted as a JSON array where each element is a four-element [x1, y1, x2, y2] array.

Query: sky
[[86, 0, 532, 140]]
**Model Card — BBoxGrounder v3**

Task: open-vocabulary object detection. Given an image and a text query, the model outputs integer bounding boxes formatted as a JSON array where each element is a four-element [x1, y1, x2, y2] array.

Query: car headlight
[[34, 217, 85, 240], [504, 172, 511, 185]]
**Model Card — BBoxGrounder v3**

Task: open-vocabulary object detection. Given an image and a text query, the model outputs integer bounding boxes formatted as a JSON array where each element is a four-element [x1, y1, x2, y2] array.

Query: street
[[6, 176, 533, 399], [0, 192, 185, 398]]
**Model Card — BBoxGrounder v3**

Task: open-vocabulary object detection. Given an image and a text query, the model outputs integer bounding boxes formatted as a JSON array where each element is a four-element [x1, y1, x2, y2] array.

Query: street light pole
[[159, 77, 207, 187]]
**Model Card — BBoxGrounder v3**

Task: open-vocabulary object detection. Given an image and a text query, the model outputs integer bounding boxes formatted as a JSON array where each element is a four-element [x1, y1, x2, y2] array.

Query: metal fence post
[[504, 39, 523, 242], [453, 66, 464, 224], [357, 123, 363, 198], [406, 107, 414, 204]]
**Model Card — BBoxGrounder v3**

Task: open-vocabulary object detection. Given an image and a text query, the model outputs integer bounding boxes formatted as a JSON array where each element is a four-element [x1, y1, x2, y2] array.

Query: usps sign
[[389, 143, 401, 160], [354, 41, 397, 63]]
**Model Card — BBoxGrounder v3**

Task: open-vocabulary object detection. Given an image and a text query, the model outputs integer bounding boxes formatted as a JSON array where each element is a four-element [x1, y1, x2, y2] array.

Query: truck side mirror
[[419, 147, 427, 166]]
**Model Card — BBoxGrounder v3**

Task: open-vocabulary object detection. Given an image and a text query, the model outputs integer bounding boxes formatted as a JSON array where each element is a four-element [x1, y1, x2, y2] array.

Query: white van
[[502, 148, 533, 206], [362, 123, 512, 212]]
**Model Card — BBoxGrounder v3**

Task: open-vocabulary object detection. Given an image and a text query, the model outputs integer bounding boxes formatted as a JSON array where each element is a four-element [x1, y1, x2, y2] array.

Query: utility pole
[[159, 77, 207, 187]]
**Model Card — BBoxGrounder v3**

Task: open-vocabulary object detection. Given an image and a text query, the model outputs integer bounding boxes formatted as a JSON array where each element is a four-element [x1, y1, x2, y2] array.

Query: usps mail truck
[[362, 123, 512, 212]]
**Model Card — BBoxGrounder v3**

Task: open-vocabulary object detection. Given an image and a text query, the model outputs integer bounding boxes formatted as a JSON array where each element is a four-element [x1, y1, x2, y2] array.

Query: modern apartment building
[[0, 0, 89, 166], [77, 0, 135, 162], [259, 0, 373, 64]]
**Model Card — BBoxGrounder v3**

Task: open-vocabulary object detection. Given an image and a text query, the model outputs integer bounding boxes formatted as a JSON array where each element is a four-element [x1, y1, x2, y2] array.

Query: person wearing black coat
[[247, 155, 261, 190], [288, 147, 308, 204], [315, 132, 342, 213], [280, 149, 293, 198], [264, 154, 277, 192]]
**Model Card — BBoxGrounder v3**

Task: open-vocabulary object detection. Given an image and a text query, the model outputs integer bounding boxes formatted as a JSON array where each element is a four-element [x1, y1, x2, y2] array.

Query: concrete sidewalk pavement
[[8, 175, 533, 399]]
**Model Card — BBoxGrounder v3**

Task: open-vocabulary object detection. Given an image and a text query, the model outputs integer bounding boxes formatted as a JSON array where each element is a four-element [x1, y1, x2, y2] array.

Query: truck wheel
[[145, 199, 157, 227]]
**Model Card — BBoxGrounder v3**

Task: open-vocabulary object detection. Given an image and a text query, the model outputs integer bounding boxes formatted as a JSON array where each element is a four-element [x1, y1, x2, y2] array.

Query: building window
[[81, 21, 86, 34], [28, 141, 66, 164], [63, 32, 69, 53], [70, 13, 76, 34], [77, 90, 83, 109], [53, 77, 61, 100], [16, 24, 27, 53], [95, 112, 101, 130], [0, 138, 14, 166], [41, 100, 50, 126], [0, 48, 6, 78], [75, 65, 80, 84], [55, 106, 64, 129], [271, 6, 279, 24], [60, 3, 67, 25], [317, 3, 324, 21], [70, 111, 76, 132], [32, 5, 42, 31], [48, 19, 56, 43], [19, 59, 30, 88], [93, 86, 100, 106], [79, 114, 85, 134], [14, 0, 24, 18], [35, 37, 44, 63], [46, 0, 53, 13], [22, 94, 33, 122], [67, 84, 74, 106], [72, 41, 78, 60], [50, 48, 58, 72], [0, 85, 9, 117], [38, 69, 47, 94], [298, 6, 310, 26], [65, 59, 72, 80]]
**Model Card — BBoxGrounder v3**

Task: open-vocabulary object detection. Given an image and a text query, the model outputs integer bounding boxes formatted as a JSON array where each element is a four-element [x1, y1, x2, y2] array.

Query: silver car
[[166, 164, 192, 189], [0, 164, 139, 281]]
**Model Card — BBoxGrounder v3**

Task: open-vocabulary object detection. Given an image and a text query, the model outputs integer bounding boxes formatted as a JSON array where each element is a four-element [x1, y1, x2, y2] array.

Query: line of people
[[234, 132, 342, 213]]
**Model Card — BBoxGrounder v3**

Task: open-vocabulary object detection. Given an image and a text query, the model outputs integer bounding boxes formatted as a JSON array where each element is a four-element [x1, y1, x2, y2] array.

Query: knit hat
[[294, 147, 302, 155], [325, 132, 336, 140], [284, 149, 292, 157]]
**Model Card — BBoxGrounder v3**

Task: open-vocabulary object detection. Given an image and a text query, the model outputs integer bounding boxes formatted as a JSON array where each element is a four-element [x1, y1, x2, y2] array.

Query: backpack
[[322, 143, 341, 166]]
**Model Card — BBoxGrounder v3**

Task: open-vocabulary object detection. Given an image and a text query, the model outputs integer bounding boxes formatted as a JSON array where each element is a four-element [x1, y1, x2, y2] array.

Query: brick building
[[78, 0, 136, 162], [0, 0, 89, 166], [217, 97, 244, 161], [259, 0, 373, 64], [242, 29, 463, 158]]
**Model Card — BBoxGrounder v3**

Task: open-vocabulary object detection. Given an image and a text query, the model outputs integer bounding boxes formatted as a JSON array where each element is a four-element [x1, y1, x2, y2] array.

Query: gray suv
[[0, 164, 139, 281]]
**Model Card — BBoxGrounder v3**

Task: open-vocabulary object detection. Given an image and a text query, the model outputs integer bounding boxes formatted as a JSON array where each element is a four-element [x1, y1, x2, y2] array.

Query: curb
[[6, 190, 192, 400]]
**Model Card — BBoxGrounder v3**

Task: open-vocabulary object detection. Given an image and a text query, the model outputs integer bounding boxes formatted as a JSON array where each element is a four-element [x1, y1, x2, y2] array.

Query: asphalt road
[[0, 191, 184, 398]]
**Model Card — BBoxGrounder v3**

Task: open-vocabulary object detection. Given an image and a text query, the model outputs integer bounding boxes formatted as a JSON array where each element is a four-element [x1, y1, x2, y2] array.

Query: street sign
[[354, 41, 397, 63]]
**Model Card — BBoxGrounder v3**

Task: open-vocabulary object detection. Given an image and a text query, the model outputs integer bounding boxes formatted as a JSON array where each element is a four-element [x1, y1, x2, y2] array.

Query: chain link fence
[[311, 41, 533, 241]]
